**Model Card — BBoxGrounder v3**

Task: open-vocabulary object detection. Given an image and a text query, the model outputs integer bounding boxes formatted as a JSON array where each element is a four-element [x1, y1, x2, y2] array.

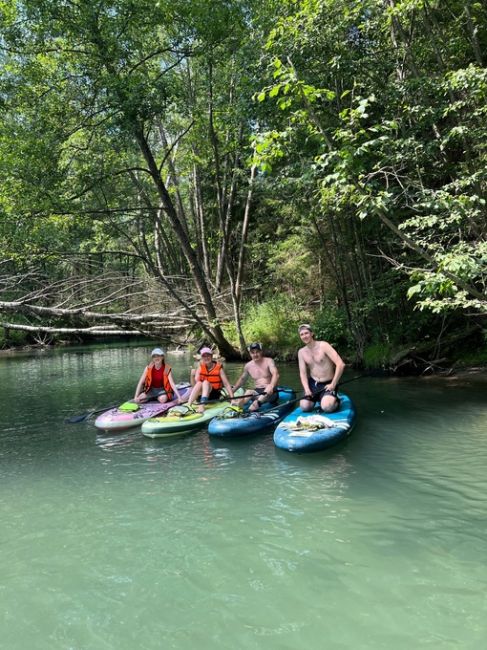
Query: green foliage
[[266, 232, 313, 299], [1, 0, 486, 364], [363, 342, 393, 369], [312, 304, 349, 349], [256, 0, 487, 322], [240, 296, 304, 356], [456, 345, 487, 367], [0, 328, 29, 348]]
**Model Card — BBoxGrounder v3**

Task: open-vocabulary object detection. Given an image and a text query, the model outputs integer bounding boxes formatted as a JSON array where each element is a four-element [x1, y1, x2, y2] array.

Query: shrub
[[312, 305, 350, 349], [241, 296, 305, 357], [1, 328, 29, 348], [363, 342, 393, 369]]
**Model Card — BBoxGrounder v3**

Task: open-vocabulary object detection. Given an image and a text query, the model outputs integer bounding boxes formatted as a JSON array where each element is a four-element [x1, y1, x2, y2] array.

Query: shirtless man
[[232, 343, 279, 412], [298, 324, 345, 413]]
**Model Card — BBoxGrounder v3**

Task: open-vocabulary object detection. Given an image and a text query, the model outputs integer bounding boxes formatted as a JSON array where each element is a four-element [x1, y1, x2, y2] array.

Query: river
[[0, 345, 486, 649]]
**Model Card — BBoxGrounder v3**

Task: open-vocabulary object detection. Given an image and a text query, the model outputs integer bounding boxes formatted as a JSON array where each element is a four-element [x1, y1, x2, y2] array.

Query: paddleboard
[[94, 383, 191, 432], [208, 386, 296, 438], [141, 400, 232, 438], [273, 393, 356, 452]]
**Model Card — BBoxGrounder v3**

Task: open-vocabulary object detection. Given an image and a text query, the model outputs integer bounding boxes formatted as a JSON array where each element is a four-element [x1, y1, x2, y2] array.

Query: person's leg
[[135, 392, 149, 404], [197, 380, 213, 412], [268, 390, 279, 405], [200, 380, 213, 399], [232, 390, 256, 409], [300, 379, 323, 412], [249, 388, 269, 412], [258, 388, 279, 408], [299, 396, 315, 412], [208, 387, 221, 401], [187, 381, 202, 407], [320, 391, 339, 413], [143, 388, 167, 403]]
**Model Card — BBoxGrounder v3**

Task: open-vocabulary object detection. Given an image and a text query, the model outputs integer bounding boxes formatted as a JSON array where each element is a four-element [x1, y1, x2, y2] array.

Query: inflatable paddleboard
[[141, 400, 232, 438], [94, 383, 191, 432], [208, 386, 296, 438], [273, 393, 356, 452]]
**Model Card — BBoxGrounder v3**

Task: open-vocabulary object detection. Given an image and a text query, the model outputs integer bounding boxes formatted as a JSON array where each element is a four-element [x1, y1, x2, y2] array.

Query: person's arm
[[298, 350, 311, 396], [323, 343, 345, 391], [220, 367, 234, 399], [232, 367, 249, 392], [187, 366, 203, 405], [167, 370, 182, 401], [265, 359, 279, 394], [134, 366, 148, 399]]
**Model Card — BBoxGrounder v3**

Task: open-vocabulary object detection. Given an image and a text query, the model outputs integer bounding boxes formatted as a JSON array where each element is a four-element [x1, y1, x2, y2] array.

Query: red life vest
[[143, 363, 173, 400], [198, 362, 223, 390]]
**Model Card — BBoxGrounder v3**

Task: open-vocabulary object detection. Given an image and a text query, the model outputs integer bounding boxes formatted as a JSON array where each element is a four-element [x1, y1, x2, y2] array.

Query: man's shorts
[[304, 378, 340, 406], [255, 387, 279, 405]]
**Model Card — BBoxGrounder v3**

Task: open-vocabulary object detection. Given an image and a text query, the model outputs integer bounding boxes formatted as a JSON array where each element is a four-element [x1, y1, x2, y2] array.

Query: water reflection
[[95, 431, 140, 451]]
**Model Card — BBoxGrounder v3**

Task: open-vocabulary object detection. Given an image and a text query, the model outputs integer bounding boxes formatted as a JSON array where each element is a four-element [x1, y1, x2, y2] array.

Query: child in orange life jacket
[[134, 348, 183, 404], [187, 347, 234, 413], [189, 351, 225, 386]]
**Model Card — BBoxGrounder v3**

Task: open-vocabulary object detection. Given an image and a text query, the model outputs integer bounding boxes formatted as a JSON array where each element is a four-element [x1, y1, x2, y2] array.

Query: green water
[[0, 346, 486, 649]]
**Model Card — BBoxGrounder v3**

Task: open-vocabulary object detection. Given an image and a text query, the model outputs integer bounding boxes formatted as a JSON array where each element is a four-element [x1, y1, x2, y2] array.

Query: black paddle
[[66, 383, 194, 424], [67, 392, 190, 424], [183, 384, 295, 412], [258, 372, 372, 416], [66, 404, 121, 424], [175, 390, 260, 414], [217, 389, 319, 419]]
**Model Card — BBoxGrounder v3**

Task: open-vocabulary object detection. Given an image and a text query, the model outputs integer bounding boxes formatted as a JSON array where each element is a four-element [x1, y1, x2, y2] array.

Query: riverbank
[[2, 341, 486, 384]]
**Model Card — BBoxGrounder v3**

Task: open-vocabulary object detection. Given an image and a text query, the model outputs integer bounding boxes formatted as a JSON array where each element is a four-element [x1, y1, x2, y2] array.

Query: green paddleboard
[[141, 400, 232, 438]]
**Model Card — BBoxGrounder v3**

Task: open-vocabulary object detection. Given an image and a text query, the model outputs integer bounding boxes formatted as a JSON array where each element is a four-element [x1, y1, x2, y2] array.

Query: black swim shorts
[[305, 378, 340, 405], [255, 387, 279, 405]]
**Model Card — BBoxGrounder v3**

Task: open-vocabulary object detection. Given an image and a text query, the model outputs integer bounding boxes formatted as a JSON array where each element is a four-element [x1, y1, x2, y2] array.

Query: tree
[[252, 0, 486, 360], [0, 0, 272, 356]]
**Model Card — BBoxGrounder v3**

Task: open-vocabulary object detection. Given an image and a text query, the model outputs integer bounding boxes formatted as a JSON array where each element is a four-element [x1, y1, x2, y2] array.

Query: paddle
[[66, 404, 120, 424], [337, 373, 373, 388], [66, 385, 195, 424], [257, 372, 372, 416], [171, 390, 259, 416]]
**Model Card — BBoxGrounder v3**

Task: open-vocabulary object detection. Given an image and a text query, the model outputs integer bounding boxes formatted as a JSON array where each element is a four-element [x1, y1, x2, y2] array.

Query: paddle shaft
[[189, 390, 258, 407], [338, 373, 370, 387], [262, 373, 370, 415], [66, 404, 119, 424]]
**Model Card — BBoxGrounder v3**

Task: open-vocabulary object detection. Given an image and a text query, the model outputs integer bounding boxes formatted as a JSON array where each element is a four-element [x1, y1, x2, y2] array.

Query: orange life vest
[[198, 362, 223, 390], [143, 363, 173, 400]]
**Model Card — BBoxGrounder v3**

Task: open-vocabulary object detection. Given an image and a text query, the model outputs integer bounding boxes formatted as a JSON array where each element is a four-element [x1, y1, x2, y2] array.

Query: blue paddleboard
[[273, 393, 356, 452], [208, 386, 296, 438]]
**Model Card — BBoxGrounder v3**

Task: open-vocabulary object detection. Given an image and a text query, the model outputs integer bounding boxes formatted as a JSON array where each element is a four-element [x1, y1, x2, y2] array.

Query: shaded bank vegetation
[[0, 0, 485, 370]]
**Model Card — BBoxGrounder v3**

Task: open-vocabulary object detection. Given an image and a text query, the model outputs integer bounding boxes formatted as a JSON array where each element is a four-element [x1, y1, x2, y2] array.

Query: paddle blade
[[65, 412, 93, 424], [65, 403, 120, 424]]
